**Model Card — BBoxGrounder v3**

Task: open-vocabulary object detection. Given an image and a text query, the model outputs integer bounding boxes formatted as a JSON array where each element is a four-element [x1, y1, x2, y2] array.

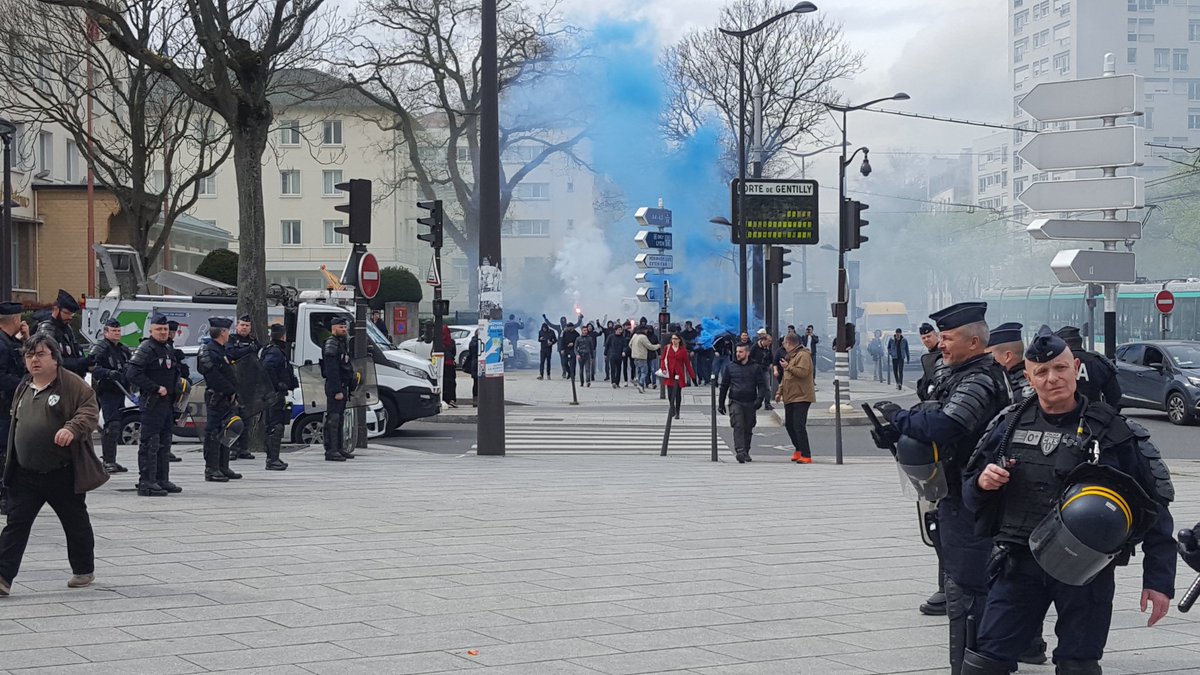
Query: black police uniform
[[917, 347, 946, 402], [321, 327, 354, 460], [125, 323, 180, 495], [987, 322, 1034, 405], [0, 302, 26, 515], [88, 330, 132, 472], [261, 333, 297, 470], [197, 335, 241, 481], [38, 290, 87, 378], [165, 324, 189, 463], [875, 303, 1012, 675], [225, 320, 260, 461], [1057, 326, 1122, 407], [962, 331, 1176, 674]]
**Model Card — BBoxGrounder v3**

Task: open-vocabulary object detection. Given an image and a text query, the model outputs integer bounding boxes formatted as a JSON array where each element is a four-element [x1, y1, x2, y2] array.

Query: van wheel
[[292, 414, 325, 444], [381, 396, 400, 433], [120, 412, 141, 445]]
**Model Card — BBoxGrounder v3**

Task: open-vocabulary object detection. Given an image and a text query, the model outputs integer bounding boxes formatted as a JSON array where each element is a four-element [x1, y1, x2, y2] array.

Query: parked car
[[1115, 340, 1200, 425], [398, 324, 475, 368]]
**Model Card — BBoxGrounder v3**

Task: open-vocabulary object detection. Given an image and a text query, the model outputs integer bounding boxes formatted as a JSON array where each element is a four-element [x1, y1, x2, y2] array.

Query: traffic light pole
[[352, 244, 368, 449], [478, 0, 505, 456], [833, 108, 852, 413]]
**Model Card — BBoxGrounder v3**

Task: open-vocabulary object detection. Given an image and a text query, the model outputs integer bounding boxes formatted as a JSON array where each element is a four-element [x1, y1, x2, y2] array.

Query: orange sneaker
[[795, 456, 813, 464], [791, 451, 803, 462]]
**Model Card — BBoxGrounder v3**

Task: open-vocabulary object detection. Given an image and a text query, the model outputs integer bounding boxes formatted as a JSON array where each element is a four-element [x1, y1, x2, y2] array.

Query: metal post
[[833, 109, 851, 412], [1103, 282, 1118, 359], [477, 0, 505, 455], [764, 246, 774, 337], [660, 396, 674, 457], [833, 379, 844, 465], [432, 245, 443, 400], [353, 257, 368, 449], [801, 245, 808, 293], [0, 128, 11, 301], [750, 83, 764, 328], [569, 362, 578, 405], [710, 377, 718, 462], [736, 36, 748, 334], [660, 279, 668, 401]]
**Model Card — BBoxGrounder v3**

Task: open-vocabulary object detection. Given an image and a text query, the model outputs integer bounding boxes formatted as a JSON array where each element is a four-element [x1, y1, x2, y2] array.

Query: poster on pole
[[431, 352, 444, 395], [479, 320, 504, 378]]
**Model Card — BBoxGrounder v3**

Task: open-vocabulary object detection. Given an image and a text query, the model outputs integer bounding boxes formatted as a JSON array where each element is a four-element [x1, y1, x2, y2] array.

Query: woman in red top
[[660, 333, 695, 419]]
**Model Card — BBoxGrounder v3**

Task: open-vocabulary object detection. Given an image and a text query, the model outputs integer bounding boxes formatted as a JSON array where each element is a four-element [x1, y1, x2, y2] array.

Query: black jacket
[[262, 340, 299, 393], [538, 326, 558, 351], [0, 331, 25, 417], [321, 334, 354, 396], [605, 333, 629, 359], [88, 338, 131, 396], [127, 338, 181, 402], [38, 318, 87, 377], [197, 341, 237, 397], [720, 359, 766, 406]]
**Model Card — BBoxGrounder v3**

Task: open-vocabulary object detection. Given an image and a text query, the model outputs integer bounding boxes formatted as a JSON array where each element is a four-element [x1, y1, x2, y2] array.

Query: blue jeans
[[712, 355, 730, 384], [635, 360, 649, 387]]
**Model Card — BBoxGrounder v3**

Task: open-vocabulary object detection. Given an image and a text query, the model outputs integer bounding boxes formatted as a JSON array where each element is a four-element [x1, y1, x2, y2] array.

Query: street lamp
[[719, 1, 818, 334], [786, 143, 846, 293], [0, 118, 15, 302], [827, 92, 909, 410]]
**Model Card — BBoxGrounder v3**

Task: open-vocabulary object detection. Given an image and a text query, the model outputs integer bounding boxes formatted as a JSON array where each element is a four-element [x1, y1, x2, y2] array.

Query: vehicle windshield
[[365, 321, 393, 349], [1167, 344, 1200, 369]]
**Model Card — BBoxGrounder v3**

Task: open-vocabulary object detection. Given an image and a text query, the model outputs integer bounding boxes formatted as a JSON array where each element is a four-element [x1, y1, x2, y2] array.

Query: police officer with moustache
[[0, 302, 26, 515], [164, 321, 189, 463], [916, 322, 946, 402], [38, 290, 87, 378], [125, 314, 182, 496], [871, 302, 1022, 674], [197, 318, 242, 482], [986, 322, 1034, 404], [961, 327, 1176, 675], [225, 315, 259, 461], [261, 324, 297, 471], [321, 316, 355, 461], [1056, 325, 1122, 408], [88, 319, 131, 474]]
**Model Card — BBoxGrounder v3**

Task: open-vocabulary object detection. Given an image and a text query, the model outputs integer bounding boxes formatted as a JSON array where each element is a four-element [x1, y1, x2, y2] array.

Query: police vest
[[927, 355, 1011, 472], [996, 406, 1089, 544]]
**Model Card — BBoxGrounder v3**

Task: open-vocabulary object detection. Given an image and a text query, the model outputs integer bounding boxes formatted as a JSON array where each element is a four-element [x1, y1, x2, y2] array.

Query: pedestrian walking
[[196, 317, 244, 480], [260, 324, 298, 471], [576, 324, 596, 387], [802, 325, 820, 390], [718, 342, 766, 463], [627, 327, 657, 393], [0, 332, 107, 597], [660, 333, 695, 419], [0, 302, 26, 516], [868, 329, 884, 382], [537, 322, 557, 380], [750, 331, 775, 411], [712, 332, 734, 386], [126, 314, 184, 495], [440, 325, 458, 407], [776, 333, 815, 464], [466, 330, 480, 406], [887, 328, 910, 390], [87, 319, 131, 474], [320, 316, 356, 461], [605, 324, 628, 388], [558, 323, 578, 380]]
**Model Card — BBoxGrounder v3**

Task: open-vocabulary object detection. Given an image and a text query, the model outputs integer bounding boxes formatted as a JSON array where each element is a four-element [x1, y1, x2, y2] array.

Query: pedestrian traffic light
[[333, 179, 372, 244], [766, 246, 792, 285], [848, 200, 869, 250], [416, 199, 444, 249]]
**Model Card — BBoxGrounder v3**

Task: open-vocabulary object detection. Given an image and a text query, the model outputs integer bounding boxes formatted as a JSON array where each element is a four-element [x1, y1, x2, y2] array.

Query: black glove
[[1179, 524, 1200, 574], [874, 400, 903, 424], [717, 406, 726, 415], [870, 425, 901, 452]]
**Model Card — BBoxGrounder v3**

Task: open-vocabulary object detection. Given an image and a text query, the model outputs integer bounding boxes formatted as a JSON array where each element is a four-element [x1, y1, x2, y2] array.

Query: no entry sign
[[1155, 289, 1175, 315], [359, 252, 380, 299]]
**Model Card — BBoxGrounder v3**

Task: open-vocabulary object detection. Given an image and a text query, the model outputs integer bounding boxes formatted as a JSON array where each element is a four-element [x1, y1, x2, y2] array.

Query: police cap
[[1025, 325, 1067, 363], [929, 301, 987, 332], [103, 318, 121, 329], [0, 301, 22, 316], [168, 320, 180, 332], [238, 314, 252, 324], [330, 315, 348, 326], [1055, 325, 1083, 347], [148, 313, 169, 326], [918, 322, 936, 335], [55, 289, 80, 312], [210, 317, 233, 329], [987, 321, 1023, 347]]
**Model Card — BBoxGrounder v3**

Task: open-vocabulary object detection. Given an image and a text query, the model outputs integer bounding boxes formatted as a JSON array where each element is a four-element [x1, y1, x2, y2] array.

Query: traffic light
[[416, 199, 444, 249], [333, 179, 372, 244], [848, 200, 869, 250], [767, 246, 792, 285]]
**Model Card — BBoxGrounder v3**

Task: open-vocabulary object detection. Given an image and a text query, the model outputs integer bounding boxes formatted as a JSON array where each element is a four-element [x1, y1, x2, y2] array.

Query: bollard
[[834, 379, 844, 465], [710, 376, 718, 462], [569, 363, 579, 406], [660, 389, 674, 457]]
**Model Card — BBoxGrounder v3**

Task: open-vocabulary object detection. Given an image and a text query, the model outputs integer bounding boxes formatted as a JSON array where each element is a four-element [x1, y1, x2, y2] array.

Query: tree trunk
[[229, 124, 269, 454]]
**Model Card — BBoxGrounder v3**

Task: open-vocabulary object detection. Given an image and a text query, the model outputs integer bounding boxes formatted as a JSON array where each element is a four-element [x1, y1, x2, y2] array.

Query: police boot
[[136, 437, 167, 496], [1056, 660, 1101, 675], [960, 650, 1009, 675], [218, 446, 242, 480], [1018, 636, 1048, 665], [102, 422, 127, 473], [323, 413, 345, 461], [945, 582, 977, 675], [265, 426, 288, 470], [203, 436, 229, 482], [235, 436, 255, 460], [920, 590, 947, 616]]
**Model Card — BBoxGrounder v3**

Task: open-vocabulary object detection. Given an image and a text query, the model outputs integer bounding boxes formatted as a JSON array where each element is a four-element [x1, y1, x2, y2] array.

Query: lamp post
[[0, 118, 14, 302], [719, 1, 817, 334], [826, 93, 909, 410], [787, 143, 845, 293]]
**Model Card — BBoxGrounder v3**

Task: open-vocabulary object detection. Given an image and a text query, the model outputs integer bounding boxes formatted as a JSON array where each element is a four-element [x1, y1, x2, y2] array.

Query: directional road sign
[[1156, 289, 1176, 315], [635, 253, 673, 270], [635, 230, 673, 250], [1026, 218, 1142, 241], [1018, 73, 1143, 123], [1018, 176, 1144, 213], [730, 178, 819, 245], [635, 207, 673, 228], [1018, 126, 1143, 172], [1050, 249, 1136, 284], [636, 287, 659, 303]]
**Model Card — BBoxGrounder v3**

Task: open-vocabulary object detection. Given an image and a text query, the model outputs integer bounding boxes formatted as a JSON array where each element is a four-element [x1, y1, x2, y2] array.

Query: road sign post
[[1157, 289, 1176, 340], [635, 201, 672, 400]]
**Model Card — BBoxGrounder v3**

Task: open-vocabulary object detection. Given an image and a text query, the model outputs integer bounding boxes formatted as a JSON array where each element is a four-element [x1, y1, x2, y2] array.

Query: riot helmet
[[173, 378, 192, 416], [895, 435, 948, 502], [219, 413, 245, 448]]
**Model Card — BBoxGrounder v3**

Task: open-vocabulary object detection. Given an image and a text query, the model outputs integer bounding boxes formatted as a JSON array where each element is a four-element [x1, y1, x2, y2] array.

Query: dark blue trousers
[[138, 401, 173, 485], [98, 391, 124, 464]]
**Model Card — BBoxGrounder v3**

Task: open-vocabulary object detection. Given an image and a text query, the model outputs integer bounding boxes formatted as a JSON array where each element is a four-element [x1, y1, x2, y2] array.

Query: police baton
[[114, 381, 140, 407], [1178, 575, 1200, 613]]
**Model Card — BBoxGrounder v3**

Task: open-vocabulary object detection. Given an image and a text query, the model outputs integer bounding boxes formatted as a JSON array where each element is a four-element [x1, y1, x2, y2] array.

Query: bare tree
[[41, 0, 338, 329], [339, 0, 588, 303], [0, 1, 230, 278], [661, 0, 862, 175]]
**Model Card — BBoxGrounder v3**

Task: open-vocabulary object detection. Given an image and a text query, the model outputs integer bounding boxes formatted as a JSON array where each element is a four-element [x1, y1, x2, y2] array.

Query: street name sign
[[634, 272, 661, 283], [1156, 290, 1176, 315], [635, 253, 673, 270], [1026, 218, 1142, 241], [1018, 126, 1143, 172], [1018, 176, 1144, 213], [1050, 249, 1136, 284], [635, 207, 673, 228], [730, 178, 820, 245], [1018, 73, 1143, 122], [636, 287, 659, 303], [635, 230, 673, 250]]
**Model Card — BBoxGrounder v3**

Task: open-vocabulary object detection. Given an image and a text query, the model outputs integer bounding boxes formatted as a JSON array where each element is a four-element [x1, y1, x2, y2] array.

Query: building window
[[1189, 81, 1200, 100], [323, 169, 343, 196], [1128, 47, 1137, 63], [1052, 22, 1071, 46], [502, 145, 538, 163], [1031, 57, 1050, 77], [65, 140, 78, 183], [1155, 48, 1170, 70], [280, 170, 301, 196], [37, 131, 52, 175], [500, 219, 550, 237], [1056, 0, 1069, 16], [198, 174, 217, 196], [323, 219, 345, 245], [322, 120, 342, 146], [149, 169, 164, 192], [1013, 177, 1027, 195], [1032, 30, 1049, 48], [281, 220, 302, 246], [1014, 10, 1029, 35], [1033, 1, 1049, 19], [1053, 51, 1070, 74], [1014, 39, 1027, 63], [511, 182, 549, 200], [278, 120, 301, 146], [1175, 49, 1189, 71]]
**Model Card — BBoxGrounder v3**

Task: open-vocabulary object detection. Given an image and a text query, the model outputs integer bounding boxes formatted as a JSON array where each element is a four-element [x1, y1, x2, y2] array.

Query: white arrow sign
[[1050, 249, 1136, 284], [1019, 73, 1143, 122], [1018, 126, 1143, 172], [1026, 218, 1142, 241], [636, 287, 658, 303], [1018, 176, 1144, 213], [635, 253, 673, 270]]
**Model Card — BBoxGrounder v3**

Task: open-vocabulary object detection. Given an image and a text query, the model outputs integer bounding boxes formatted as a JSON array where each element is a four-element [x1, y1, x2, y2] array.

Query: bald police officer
[[1056, 326, 1122, 408], [38, 290, 87, 378]]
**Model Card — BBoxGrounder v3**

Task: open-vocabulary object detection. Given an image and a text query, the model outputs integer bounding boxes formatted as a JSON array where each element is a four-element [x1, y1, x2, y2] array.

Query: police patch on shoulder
[[48, 394, 60, 407], [1012, 430, 1042, 445], [1041, 432, 1062, 455]]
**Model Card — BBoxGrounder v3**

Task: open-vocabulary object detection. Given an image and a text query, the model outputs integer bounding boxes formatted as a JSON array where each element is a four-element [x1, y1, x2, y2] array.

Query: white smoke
[[552, 218, 641, 322]]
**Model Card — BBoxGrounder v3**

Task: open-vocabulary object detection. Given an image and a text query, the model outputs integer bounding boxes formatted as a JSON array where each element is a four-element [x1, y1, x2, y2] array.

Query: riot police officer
[[872, 302, 1019, 674], [916, 322, 945, 402], [961, 326, 1176, 675], [985, 322, 1033, 404], [38, 289, 87, 377], [1056, 325, 1122, 408], [197, 318, 242, 482], [88, 318, 131, 474], [125, 313, 182, 496], [165, 321, 189, 463], [261, 323, 297, 471], [321, 315, 354, 461], [225, 315, 259, 461], [0, 302, 26, 515], [915, 321, 949, 617]]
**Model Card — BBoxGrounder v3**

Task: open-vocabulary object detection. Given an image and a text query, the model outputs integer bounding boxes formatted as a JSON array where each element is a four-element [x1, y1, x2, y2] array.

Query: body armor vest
[[996, 407, 1089, 544]]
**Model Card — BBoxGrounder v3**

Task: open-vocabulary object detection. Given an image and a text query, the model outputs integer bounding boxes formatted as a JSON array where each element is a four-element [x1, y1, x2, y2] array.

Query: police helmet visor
[[173, 379, 192, 416], [219, 414, 245, 448], [1029, 505, 1121, 587], [894, 436, 949, 502]]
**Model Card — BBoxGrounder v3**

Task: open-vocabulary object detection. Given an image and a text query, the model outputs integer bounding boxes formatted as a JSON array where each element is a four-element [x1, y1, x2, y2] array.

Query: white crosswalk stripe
[[492, 422, 728, 456]]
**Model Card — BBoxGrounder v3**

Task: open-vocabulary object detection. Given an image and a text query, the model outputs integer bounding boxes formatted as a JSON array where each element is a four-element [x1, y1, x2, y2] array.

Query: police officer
[[0, 302, 26, 515], [1179, 522, 1200, 573], [225, 315, 259, 461], [871, 302, 1019, 674], [125, 313, 182, 496], [986, 321, 1034, 404], [38, 289, 87, 378], [261, 323, 297, 471], [197, 318, 242, 482], [88, 319, 131, 474], [321, 315, 355, 461], [1056, 325, 1122, 408], [961, 326, 1176, 675], [165, 321, 188, 463], [916, 322, 945, 402]]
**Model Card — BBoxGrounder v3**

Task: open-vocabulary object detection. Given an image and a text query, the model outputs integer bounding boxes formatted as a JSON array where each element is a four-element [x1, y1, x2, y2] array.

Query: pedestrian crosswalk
[[483, 421, 728, 456]]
